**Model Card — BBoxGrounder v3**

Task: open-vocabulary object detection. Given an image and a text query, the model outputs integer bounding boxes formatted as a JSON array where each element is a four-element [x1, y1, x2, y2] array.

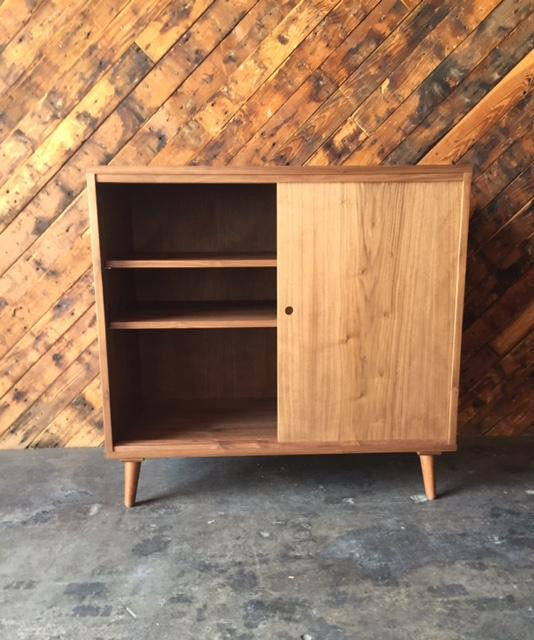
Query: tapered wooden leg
[[124, 460, 142, 508], [418, 454, 436, 500]]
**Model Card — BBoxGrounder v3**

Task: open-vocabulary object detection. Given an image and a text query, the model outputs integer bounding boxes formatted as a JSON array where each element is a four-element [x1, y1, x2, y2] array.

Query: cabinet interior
[[96, 182, 278, 449]]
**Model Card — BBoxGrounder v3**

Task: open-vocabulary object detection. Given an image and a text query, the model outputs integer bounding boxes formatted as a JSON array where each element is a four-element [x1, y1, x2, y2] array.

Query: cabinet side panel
[[88, 180, 139, 453], [86, 174, 113, 453], [277, 181, 464, 444], [448, 173, 471, 442]]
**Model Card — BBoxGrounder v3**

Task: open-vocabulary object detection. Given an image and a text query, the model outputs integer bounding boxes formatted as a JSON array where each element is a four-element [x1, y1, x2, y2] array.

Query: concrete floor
[[1, 441, 533, 640]]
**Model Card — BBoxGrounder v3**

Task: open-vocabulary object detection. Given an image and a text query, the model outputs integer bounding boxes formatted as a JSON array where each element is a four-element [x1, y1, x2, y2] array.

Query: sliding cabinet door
[[277, 179, 468, 445]]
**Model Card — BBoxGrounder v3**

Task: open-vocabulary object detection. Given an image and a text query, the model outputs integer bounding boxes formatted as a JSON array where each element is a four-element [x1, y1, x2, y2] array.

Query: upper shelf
[[105, 253, 277, 269]]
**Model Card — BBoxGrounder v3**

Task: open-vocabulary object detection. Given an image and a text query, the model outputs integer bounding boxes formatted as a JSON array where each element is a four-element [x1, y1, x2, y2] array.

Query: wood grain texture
[[106, 253, 277, 268], [419, 454, 436, 500], [0, 0, 532, 448], [92, 165, 467, 182], [123, 459, 142, 507], [110, 398, 454, 459], [277, 180, 466, 443], [109, 301, 277, 329]]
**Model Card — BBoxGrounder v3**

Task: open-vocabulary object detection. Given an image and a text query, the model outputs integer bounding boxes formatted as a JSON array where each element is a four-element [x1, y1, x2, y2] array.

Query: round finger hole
[[285, 306, 294, 315]]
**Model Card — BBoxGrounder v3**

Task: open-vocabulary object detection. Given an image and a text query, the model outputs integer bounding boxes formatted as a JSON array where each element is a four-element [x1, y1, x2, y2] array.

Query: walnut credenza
[[87, 166, 471, 506]]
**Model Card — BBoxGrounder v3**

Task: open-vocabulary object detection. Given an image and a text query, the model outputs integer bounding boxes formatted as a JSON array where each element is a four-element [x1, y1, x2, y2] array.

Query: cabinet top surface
[[89, 165, 471, 184]]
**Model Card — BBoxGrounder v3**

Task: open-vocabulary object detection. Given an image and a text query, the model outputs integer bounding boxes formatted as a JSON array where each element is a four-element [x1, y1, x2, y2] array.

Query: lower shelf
[[111, 398, 455, 459], [110, 301, 276, 329], [114, 398, 277, 456]]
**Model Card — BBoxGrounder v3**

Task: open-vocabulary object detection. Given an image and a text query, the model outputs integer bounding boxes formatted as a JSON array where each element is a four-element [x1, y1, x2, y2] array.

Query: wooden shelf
[[111, 398, 456, 459], [115, 398, 277, 453], [106, 253, 277, 269], [110, 301, 277, 329]]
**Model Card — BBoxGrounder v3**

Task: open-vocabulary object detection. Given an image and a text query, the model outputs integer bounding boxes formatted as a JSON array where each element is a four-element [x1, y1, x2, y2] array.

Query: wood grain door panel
[[277, 180, 466, 444]]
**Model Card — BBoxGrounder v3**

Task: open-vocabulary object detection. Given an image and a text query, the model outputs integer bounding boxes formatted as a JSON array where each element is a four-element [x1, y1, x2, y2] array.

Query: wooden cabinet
[[87, 166, 471, 506]]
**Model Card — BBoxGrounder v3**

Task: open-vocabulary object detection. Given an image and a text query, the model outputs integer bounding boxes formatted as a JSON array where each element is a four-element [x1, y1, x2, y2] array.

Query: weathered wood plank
[[0, 200, 92, 358], [135, 0, 215, 62], [462, 378, 534, 437], [0, 270, 94, 397], [458, 331, 534, 433], [486, 382, 534, 436], [0, 0, 92, 88], [492, 301, 534, 356], [194, 0, 383, 165], [0, 44, 153, 231], [470, 167, 534, 250], [458, 90, 533, 176], [0, 0, 135, 147], [0, 306, 96, 436], [261, 0, 455, 166], [337, 0, 533, 166], [31, 375, 102, 447], [479, 200, 533, 273], [463, 241, 532, 340], [0, 195, 88, 308], [471, 134, 534, 211], [0, 0, 182, 180], [0, 341, 99, 448], [221, 0, 398, 166], [319, 0, 504, 164], [151, 0, 341, 165], [421, 49, 534, 164], [0, 0, 532, 446], [0, 0, 253, 274], [196, 0, 339, 136], [462, 267, 534, 360], [0, 0, 45, 50], [0, 2, 267, 384], [319, 0, 412, 86], [116, 0, 298, 165]]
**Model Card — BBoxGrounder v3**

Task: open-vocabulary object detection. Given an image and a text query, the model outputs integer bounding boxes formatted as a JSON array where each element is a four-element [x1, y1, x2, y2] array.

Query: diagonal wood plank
[[244, 0, 456, 166], [31, 375, 102, 447], [0, 0, 135, 140], [0, 0, 533, 447], [0, 0, 186, 181], [150, 0, 342, 165], [0, 0, 47, 50], [0, 0, 258, 273], [0, 43, 153, 230], [0, 0, 94, 89], [0, 306, 96, 437], [223, 0, 407, 166], [115, 0, 299, 165], [421, 49, 534, 164], [327, 0, 533, 165], [0, 340, 100, 448], [0, 270, 94, 398]]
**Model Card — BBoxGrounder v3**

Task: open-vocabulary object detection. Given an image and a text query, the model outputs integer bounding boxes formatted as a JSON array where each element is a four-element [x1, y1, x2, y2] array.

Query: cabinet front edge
[[88, 165, 471, 184]]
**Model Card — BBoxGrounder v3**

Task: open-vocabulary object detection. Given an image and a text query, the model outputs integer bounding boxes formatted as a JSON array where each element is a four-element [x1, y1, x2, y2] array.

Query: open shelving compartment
[[93, 181, 278, 456], [89, 165, 471, 507]]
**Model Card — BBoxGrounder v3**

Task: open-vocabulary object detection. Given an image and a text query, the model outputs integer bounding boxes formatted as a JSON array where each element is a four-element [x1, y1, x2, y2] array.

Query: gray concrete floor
[[1, 440, 533, 640]]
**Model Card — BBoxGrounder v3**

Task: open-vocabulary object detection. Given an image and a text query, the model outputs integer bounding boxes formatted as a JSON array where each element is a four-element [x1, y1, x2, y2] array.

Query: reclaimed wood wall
[[0, 0, 532, 448]]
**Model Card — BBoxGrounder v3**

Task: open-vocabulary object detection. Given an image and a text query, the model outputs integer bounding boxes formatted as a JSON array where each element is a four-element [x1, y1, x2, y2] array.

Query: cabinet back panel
[[278, 180, 467, 444], [95, 183, 134, 260], [133, 268, 276, 303], [137, 329, 277, 403], [128, 183, 276, 254], [107, 331, 140, 445]]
